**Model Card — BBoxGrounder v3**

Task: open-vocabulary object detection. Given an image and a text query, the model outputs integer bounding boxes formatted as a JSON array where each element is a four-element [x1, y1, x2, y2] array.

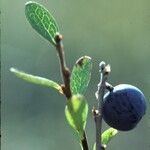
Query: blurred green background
[[2, 0, 150, 149]]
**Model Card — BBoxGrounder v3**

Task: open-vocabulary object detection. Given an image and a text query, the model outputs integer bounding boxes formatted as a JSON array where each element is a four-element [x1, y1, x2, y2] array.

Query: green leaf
[[65, 95, 88, 139], [102, 128, 118, 146], [10, 68, 63, 94], [70, 56, 92, 95], [93, 128, 118, 150], [25, 1, 59, 45]]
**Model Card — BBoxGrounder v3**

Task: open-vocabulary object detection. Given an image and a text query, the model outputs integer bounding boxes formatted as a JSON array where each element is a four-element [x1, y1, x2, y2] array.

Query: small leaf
[[65, 95, 88, 139], [25, 1, 59, 45], [70, 56, 92, 95], [93, 128, 118, 150], [10, 68, 63, 94], [102, 128, 118, 146]]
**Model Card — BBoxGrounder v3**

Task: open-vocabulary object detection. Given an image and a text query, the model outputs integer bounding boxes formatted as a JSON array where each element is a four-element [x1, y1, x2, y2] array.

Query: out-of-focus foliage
[[65, 95, 88, 139]]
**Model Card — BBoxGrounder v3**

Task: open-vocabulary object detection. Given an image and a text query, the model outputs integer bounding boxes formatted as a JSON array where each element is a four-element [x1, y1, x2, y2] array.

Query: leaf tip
[[84, 55, 92, 60], [109, 127, 118, 135], [76, 56, 92, 67], [25, 1, 33, 5], [10, 67, 16, 73]]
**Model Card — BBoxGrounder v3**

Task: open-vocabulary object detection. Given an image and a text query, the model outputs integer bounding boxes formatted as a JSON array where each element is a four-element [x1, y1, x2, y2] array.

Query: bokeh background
[[2, 0, 150, 149]]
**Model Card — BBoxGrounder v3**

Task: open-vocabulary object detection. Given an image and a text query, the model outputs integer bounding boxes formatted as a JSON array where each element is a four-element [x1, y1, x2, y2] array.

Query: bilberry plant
[[10, 1, 147, 150]]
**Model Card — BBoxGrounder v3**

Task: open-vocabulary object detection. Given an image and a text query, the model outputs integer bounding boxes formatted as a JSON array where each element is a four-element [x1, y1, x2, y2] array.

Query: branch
[[81, 131, 89, 150], [55, 33, 72, 99], [93, 61, 111, 150], [55, 33, 89, 150]]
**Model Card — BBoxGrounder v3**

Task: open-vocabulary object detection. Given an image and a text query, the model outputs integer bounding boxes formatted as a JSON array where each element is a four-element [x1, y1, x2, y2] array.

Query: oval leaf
[[65, 95, 88, 139], [10, 68, 63, 94], [25, 1, 59, 45], [70, 56, 92, 95]]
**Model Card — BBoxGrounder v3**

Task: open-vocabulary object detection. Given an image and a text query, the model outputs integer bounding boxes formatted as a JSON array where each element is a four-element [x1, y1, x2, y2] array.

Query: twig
[[55, 33, 89, 150], [93, 61, 111, 150], [81, 131, 89, 150], [55, 33, 72, 99]]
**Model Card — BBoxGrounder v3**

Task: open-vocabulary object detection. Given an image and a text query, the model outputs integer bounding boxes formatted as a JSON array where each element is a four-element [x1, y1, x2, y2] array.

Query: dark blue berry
[[102, 84, 146, 131]]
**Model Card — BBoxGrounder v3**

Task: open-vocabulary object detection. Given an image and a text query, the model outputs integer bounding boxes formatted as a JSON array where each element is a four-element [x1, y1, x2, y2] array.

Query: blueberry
[[102, 84, 146, 131]]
